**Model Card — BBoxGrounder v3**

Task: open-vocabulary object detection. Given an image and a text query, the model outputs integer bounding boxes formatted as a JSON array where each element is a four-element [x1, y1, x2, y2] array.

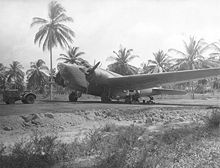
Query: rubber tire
[[25, 95, 35, 104], [125, 96, 132, 104], [69, 92, 78, 102], [101, 96, 111, 103]]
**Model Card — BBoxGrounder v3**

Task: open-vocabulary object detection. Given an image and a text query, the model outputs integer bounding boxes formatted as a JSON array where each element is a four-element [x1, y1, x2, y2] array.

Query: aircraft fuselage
[[56, 63, 186, 102]]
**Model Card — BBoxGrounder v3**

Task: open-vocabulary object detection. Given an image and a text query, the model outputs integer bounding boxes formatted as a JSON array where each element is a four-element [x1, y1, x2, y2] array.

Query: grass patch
[[1, 120, 220, 168]]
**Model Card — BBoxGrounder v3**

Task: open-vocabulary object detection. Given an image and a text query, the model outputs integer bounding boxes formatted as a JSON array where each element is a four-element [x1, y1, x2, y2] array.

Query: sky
[[1, 0, 220, 72]]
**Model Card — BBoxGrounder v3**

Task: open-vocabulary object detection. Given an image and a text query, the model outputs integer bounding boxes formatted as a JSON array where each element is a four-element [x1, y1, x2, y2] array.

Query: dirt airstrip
[[1, 95, 220, 167], [0, 97, 219, 146]]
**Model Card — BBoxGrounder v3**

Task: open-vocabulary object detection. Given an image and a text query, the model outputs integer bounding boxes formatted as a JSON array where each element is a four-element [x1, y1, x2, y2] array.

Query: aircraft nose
[[56, 63, 88, 91]]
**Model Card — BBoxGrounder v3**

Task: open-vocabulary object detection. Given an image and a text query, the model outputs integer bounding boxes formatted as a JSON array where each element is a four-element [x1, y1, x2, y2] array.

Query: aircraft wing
[[105, 68, 220, 90]]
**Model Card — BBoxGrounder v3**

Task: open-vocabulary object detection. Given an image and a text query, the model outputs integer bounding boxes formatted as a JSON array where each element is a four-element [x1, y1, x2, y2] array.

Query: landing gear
[[125, 93, 139, 104], [69, 91, 81, 102], [101, 88, 111, 103], [101, 96, 111, 103], [146, 96, 155, 104], [125, 95, 132, 104]]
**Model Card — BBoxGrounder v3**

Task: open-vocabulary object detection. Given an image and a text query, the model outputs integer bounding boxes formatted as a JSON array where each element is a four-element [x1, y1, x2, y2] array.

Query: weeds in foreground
[[206, 108, 220, 128], [1, 119, 220, 168], [0, 134, 60, 168]]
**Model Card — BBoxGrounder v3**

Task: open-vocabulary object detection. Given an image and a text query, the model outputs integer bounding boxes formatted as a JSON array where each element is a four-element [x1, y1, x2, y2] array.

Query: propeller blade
[[86, 61, 100, 75]]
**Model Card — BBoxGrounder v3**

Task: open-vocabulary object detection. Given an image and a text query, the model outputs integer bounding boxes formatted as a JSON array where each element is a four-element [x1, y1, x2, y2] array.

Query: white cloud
[[1, 0, 220, 71]]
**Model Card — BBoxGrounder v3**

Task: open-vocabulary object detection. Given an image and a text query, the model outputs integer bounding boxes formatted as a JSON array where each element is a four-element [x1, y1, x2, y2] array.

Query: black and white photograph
[[1, 0, 220, 167]]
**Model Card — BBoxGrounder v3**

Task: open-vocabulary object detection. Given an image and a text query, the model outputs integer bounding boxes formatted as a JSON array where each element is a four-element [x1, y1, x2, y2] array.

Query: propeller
[[85, 61, 100, 80]]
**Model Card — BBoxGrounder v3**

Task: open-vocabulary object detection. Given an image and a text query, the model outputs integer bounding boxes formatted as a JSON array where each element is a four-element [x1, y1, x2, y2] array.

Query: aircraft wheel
[[69, 92, 78, 102], [125, 97, 131, 104], [101, 91, 111, 103], [146, 100, 155, 104], [101, 97, 111, 103]]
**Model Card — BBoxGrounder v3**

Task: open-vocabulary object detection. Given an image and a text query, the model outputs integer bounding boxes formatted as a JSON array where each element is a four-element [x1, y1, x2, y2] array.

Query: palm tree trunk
[[191, 81, 195, 99], [50, 47, 53, 101]]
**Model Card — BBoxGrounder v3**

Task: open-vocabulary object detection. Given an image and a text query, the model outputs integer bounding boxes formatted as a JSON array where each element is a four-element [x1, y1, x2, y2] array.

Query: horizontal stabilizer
[[152, 88, 187, 95]]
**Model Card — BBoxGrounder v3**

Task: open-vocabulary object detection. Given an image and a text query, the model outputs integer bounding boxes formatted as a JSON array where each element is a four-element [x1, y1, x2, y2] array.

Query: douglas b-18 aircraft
[[54, 62, 220, 103]]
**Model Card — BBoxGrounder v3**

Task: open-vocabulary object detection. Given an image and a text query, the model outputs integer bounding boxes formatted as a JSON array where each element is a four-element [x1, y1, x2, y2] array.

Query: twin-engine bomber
[[54, 62, 220, 103]]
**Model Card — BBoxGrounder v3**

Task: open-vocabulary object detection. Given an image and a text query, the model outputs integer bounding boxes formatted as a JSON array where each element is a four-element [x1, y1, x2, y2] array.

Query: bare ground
[[0, 96, 219, 145], [1, 95, 220, 167]]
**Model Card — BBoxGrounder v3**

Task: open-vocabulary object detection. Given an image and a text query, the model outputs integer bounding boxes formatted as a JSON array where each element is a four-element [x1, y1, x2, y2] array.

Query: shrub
[[206, 108, 220, 128], [0, 133, 60, 168]]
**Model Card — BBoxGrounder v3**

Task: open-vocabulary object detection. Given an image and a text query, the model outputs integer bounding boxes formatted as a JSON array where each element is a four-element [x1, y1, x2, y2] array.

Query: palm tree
[[57, 46, 86, 65], [143, 50, 171, 74], [168, 37, 212, 70], [26, 59, 49, 93], [107, 46, 139, 75], [0, 63, 7, 90], [31, 1, 75, 100], [168, 36, 214, 98], [6, 61, 25, 91]]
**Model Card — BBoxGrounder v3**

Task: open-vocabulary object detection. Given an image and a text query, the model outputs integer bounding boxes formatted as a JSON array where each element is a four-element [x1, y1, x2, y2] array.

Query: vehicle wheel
[[25, 95, 35, 104], [69, 92, 78, 102]]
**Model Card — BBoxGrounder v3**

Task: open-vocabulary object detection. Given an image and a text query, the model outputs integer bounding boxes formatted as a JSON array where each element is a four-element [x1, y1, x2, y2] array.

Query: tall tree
[[26, 59, 49, 93], [0, 63, 7, 90], [142, 50, 171, 74], [57, 46, 85, 65], [31, 1, 74, 100], [6, 61, 25, 91], [168, 37, 212, 71], [168, 36, 214, 98], [107, 46, 139, 75]]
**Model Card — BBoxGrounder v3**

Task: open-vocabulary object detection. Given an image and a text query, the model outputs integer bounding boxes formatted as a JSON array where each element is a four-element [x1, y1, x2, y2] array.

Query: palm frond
[[58, 53, 69, 58], [75, 52, 85, 57], [39, 65, 49, 71], [127, 55, 139, 62], [42, 30, 50, 51], [57, 57, 70, 62], [31, 17, 48, 27], [57, 28, 73, 44], [57, 24, 75, 38], [48, 1, 65, 20], [54, 13, 73, 23], [106, 56, 117, 62], [113, 51, 119, 57], [34, 26, 48, 45], [55, 30, 69, 48], [168, 48, 187, 57]]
